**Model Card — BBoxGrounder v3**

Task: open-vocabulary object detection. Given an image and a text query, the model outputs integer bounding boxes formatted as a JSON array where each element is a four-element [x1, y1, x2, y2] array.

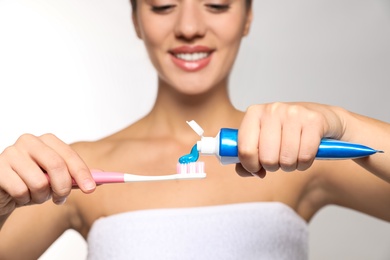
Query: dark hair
[[130, 0, 252, 12], [130, 0, 136, 13]]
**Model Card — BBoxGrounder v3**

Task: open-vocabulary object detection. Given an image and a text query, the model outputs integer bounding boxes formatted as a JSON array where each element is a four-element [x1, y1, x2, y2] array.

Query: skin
[[0, 0, 390, 258]]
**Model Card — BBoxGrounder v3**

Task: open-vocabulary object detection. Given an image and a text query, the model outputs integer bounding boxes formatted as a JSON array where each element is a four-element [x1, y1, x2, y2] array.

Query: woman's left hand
[[236, 102, 345, 177]]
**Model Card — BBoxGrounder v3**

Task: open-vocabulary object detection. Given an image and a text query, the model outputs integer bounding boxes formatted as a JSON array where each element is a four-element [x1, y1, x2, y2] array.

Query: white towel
[[87, 202, 308, 260]]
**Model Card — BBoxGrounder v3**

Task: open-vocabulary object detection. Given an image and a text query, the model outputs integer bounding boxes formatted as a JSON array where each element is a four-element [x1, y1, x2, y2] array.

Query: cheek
[[209, 12, 247, 47], [210, 15, 247, 65], [137, 12, 173, 52], [139, 19, 161, 47]]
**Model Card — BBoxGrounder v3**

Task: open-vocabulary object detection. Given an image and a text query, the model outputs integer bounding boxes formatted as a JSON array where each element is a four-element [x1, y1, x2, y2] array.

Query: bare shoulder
[[70, 139, 114, 163], [69, 124, 141, 166]]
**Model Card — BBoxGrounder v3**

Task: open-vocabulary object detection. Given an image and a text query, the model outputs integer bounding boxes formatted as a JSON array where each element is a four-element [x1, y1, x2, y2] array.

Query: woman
[[0, 0, 389, 259]]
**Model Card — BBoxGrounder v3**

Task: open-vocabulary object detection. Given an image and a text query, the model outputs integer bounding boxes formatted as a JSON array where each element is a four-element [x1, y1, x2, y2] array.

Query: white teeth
[[175, 52, 209, 61]]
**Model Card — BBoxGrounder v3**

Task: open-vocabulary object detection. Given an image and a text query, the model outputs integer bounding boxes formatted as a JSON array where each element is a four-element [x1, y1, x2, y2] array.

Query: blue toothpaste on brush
[[179, 120, 383, 165]]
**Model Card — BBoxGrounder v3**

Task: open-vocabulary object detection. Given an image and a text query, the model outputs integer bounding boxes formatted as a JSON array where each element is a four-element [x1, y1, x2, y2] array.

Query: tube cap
[[186, 120, 204, 137]]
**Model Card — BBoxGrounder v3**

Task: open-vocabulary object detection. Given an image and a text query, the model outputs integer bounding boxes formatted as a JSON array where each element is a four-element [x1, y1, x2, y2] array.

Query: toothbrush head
[[176, 162, 207, 179]]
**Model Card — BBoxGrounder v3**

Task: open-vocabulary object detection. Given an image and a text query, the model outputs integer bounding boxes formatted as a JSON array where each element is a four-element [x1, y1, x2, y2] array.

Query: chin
[[159, 70, 227, 96], [175, 81, 218, 95], [175, 88, 212, 98]]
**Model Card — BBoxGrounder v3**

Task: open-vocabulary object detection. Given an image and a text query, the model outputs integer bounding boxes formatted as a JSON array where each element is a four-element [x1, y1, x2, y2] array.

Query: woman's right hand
[[0, 133, 96, 217]]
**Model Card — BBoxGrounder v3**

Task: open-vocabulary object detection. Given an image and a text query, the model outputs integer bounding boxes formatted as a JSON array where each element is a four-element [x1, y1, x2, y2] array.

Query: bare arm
[[318, 110, 390, 221], [342, 110, 390, 182], [237, 102, 390, 221], [0, 201, 77, 259], [329, 162, 390, 221], [238, 103, 390, 181]]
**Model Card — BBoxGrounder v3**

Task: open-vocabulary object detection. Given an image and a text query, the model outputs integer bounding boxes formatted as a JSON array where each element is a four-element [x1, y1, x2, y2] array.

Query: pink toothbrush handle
[[85, 171, 125, 185], [45, 171, 125, 187]]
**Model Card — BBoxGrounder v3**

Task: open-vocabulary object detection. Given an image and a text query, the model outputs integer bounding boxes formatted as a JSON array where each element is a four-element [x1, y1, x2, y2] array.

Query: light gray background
[[0, 0, 389, 259]]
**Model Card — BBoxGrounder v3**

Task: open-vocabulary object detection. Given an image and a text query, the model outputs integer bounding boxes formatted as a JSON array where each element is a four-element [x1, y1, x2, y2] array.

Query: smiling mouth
[[173, 52, 211, 62], [169, 46, 214, 71]]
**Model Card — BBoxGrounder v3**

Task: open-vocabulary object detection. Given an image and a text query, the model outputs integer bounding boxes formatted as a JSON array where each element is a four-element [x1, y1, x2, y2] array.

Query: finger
[[258, 108, 281, 172], [1, 145, 51, 204], [14, 134, 72, 204], [279, 111, 302, 172], [238, 105, 262, 173], [0, 189, 17, 215], [39, 134, 96, 194], [297, 128, 321, 171], [9, 156, 52, 204], [235, 163, 267, 178], [252, 168, 267, 178], [235, 163, 253, 177], [0, 166, 31, 206]]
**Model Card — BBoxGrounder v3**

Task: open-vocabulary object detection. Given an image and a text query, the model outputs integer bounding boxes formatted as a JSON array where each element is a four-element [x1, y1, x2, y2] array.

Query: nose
[[174, 3, 206, 41]]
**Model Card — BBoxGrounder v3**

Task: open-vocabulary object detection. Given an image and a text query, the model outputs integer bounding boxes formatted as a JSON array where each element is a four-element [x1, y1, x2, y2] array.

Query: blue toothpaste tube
[[185, 120, 382, 165]]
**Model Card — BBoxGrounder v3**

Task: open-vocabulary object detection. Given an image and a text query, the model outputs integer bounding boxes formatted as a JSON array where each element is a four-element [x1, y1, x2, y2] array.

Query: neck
[[142, 78, 242, 141]]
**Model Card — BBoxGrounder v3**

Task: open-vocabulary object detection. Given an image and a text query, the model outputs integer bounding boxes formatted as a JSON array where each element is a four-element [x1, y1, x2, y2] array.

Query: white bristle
[[177, 162, 205, 174], [189, 163, 196, 173], [196, 161, 204, 173]]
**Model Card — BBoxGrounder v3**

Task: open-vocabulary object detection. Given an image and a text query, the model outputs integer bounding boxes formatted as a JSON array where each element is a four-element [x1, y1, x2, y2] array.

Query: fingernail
[[55, 198, 67, 205], [83, 179, 96, 191], [251, 171, 266, 179]]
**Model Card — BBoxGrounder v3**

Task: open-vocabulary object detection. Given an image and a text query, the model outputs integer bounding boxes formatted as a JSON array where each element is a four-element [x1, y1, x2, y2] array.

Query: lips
[[169, 45, 214, 72]]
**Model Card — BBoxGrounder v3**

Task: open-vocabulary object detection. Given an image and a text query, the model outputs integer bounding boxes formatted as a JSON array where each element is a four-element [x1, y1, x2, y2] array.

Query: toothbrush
[[45, 162, 206, 186]]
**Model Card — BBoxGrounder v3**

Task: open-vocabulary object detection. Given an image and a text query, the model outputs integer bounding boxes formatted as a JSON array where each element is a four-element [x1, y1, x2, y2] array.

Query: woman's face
[[133, 0, 252, 95]]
